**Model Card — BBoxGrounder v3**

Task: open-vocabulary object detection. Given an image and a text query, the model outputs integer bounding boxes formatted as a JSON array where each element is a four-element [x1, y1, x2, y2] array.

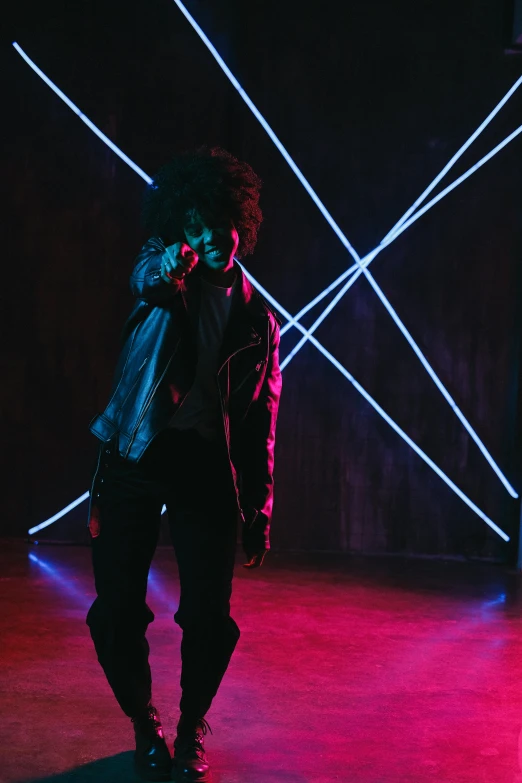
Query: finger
[[179, 252, 198, 270], [161, 269, 172, 283], [178, 260, 195, 274], [161, 260, 173, 281], [165, 245, 180, 264], [166, 244, 197, 271], [161, 260, 183, 283], [180, 242, 195, 256]]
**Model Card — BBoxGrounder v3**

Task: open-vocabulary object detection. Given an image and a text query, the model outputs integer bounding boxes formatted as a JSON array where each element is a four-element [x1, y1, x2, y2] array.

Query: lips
[[205, 248, 224, 259]]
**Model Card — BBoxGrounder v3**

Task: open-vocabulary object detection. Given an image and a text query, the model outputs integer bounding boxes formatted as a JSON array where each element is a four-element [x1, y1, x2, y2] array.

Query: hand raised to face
[[160, 242, 199, 283]]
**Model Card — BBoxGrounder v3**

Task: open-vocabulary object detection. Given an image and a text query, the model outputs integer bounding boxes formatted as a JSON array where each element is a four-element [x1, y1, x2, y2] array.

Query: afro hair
[[142, 146, 263, 258]]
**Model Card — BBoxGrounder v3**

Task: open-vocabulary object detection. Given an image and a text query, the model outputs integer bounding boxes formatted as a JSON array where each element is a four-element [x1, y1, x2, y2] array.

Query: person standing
[[85, 147, 282, 782]]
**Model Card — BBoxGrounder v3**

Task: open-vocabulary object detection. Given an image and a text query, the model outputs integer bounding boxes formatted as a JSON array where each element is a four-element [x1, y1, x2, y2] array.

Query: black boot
[[172, 717, 212, 782], [131, 704, 172, 781]]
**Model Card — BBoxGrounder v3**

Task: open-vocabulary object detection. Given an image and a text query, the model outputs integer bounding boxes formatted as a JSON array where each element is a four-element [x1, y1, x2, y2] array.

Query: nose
[[203, 227, 217, 244]]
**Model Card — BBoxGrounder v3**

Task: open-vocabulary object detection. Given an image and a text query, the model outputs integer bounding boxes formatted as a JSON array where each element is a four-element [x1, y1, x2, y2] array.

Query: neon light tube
[[239, 264, 509, 541], [305, 333, 510, 542], [12, 43, 153, 185], [168, 2, 520, 500], [382, 74, 522, 244], [14, 37, 519, 498], [28, 259, 511, 543], [284, 125, 522, 497], [171, 1, 361, 265], [281, 121, 522, 338], [28, 491, 90, 535], [16, 42, 513, 537]]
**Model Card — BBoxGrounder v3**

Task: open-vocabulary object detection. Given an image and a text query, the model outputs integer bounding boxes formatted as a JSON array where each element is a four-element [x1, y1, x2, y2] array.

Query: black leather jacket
[[89, 237, 282, 542]]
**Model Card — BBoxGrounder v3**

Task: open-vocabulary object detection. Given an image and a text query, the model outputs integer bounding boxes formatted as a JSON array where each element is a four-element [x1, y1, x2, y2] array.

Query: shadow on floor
[[17, 752, 139, 783], [16, 753, 310, 783]]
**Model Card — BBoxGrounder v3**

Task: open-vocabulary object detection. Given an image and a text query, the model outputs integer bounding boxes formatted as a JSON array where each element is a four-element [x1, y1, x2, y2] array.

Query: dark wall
[[2, 0, 522, 559]]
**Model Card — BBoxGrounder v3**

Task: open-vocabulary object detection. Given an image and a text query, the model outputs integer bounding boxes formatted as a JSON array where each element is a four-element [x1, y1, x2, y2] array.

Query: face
[[183, 211, 239, 272]]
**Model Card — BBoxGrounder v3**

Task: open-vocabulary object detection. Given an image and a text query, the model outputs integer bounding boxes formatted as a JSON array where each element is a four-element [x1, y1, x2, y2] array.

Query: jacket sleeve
[[130, 237, 184, 303], [239, 315, 283, 546]]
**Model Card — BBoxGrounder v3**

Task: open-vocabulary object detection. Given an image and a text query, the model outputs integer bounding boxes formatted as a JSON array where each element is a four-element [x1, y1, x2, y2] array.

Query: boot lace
[[131, 705, 164, 738], [177, 718, 213, 757]]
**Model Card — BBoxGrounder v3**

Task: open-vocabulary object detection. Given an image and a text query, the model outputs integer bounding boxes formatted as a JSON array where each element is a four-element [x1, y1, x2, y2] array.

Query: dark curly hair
[[142, 146, 263, 258]]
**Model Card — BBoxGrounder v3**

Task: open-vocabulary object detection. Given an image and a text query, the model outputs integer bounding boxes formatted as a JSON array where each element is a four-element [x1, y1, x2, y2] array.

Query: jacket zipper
[[217, 339, 261, 517], [231, 359, 266, 395], [217, 337, 261, 377]]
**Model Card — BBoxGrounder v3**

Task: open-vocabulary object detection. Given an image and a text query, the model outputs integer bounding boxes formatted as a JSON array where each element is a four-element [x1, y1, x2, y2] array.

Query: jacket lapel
[[184, 261, 264, 372], [217, 263, 264, 371]]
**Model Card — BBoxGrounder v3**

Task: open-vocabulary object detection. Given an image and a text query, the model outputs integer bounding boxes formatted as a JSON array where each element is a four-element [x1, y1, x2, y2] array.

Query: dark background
[[2, 0, 522, 560]]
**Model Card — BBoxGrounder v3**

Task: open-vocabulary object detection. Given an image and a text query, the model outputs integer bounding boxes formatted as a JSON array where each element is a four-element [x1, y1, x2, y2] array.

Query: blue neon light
[[239, 264, 510, 542], [278, 125, 522, 499], [28, 490, 90, 535], [382, 74, 522, 244], [280, 124, 522, 340], [15, 41, 514, 540], [12, 43, 153, 185], [169, 4, 521, 499], [28, 552, 92, 609], [171, 2, 361, 265], [285, 127, 522, 499]]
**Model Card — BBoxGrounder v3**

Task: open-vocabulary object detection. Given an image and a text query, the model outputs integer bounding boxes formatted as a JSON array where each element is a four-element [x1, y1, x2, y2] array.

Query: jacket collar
[[182, 260, 267, 368], [185, 259, 267, 319]]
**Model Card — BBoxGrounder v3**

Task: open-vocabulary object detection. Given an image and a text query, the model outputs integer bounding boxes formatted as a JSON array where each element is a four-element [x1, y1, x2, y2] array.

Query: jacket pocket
[[231, 360, 266, 396]]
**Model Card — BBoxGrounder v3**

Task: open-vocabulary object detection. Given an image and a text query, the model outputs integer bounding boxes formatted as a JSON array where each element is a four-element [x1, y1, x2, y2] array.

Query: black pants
[[86, 427, 241, 720]]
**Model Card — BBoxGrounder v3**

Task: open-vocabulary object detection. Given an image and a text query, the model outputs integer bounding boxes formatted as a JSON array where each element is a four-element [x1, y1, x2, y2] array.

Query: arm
[[130, 237, 185, 303], [240, 316, 283, 563]]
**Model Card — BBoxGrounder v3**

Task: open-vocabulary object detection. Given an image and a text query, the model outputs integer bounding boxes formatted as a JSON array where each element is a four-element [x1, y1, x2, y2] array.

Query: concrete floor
[[2, 539, 522, 783]]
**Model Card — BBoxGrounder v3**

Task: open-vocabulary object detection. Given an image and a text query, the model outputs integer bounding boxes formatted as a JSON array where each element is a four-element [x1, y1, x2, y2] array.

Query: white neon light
[[16, 43, 513, 539], [239, 264, 509, 542], [282, 127, 522, 497], [379, 124, 522, 252], [382, 73, 522, 244], [12, 43, 153, 185], [278, 127, 522, 496], [28, 491, 90, 535], [307, 336, 510, 541], [169, 5, 520, 498], [280, 123, 522, 339], [280, 246, 520, 498], [277, 130, 522, 500], [171, 2, 361, 265]]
